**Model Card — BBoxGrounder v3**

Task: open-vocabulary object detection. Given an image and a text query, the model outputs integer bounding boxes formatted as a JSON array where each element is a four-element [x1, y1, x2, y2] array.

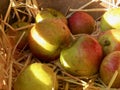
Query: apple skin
[[13, 63, 58, 90], [6, 21, 30, 49], [98, 29, 120, 56], [28, 18, 73, 62], [68, 11, 96, 35], [100, 51, 120, 88], [60, 34, 103, 76], [100, 8, 120, 31], [35, 8, 67, 24]]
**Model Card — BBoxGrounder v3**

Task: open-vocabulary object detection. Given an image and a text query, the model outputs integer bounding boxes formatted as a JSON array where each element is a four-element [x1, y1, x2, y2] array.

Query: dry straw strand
[[107, 70, 118, 89]]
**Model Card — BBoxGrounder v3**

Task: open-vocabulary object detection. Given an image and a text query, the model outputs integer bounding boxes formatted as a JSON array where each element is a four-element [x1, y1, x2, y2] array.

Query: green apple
[[100, 8, 120, 31], [35, 8, 67, 24], [13, 63, 58, 90], [28, 18, 73, 62], [98, 29, 120, 56]]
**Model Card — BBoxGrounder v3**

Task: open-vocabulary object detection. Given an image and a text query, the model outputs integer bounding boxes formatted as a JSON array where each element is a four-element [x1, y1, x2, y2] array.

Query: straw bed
[[0, 0, 120, 90]]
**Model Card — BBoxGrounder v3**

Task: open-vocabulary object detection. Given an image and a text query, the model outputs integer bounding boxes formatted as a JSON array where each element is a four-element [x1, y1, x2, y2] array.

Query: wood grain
[[0, 0, 10, 17], [36, 0, 108, 19]]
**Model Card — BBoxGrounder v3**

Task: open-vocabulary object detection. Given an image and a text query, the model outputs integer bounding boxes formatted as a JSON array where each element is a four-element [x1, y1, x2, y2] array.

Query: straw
[[107, 70, 118, 89], [0, 0, 120, 89]]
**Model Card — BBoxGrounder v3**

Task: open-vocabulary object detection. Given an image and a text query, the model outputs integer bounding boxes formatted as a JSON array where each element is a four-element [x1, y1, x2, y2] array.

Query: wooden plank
[[0, 0, 10, 17], [36, 0, 109, 19]]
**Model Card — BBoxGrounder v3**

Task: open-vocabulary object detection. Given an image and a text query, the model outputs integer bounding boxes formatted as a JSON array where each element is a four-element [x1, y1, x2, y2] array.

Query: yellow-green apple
[[100, 8, 120, 31], [13, 63, 58, 90], [60, 34, 103, 76], [68, 11, 96, 35], [28, 18, 73, 62], [6, 21, 31, 49], [35, 8, 67, 24], [100, 51, 120, 88], [98, 29, 120, 56]]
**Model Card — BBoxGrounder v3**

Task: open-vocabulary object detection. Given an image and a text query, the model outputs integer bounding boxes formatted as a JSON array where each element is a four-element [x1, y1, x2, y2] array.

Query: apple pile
[[12, 8, 72, 90], [11, 7, 120, 89], [98, 7, 120, 88]]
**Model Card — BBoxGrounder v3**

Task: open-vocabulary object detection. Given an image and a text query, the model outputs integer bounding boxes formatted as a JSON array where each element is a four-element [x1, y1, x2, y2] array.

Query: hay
[[0, 0, 120, 90]]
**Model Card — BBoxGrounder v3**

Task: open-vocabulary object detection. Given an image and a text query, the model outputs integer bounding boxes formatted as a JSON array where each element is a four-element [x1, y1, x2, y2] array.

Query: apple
[[28, 18, 73, 62], [6, 21, 31, 49], [13, 63, 58, 90], [60, 34, 103, 76], [100, 8, 120, 31], [100, 51, 120, 88], [67, 11, 96, 35], [35, 8, 67, 24], [98, 29, 120, 56]]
